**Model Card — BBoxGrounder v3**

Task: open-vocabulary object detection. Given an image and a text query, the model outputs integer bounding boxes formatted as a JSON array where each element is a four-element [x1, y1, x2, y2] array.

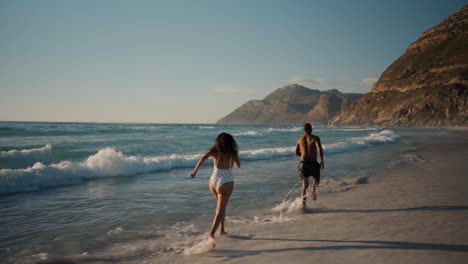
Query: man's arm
[[315, 137, 324, 169], [295, 141, 301, 156]]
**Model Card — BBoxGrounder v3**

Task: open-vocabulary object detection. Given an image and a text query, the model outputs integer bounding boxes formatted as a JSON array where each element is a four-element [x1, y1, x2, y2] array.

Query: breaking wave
[[325, 129, 398, 154], [0, 130, 398, 196], [0, 145, 53, 167], [233, 131, 261, 136]]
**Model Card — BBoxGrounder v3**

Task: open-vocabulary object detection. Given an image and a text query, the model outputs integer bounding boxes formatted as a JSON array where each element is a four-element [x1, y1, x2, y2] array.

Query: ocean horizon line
[[0, 120, 327, 127]]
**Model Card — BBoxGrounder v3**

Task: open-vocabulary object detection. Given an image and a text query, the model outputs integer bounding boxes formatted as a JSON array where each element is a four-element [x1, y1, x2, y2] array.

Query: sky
[[0, 0, 466, 123]]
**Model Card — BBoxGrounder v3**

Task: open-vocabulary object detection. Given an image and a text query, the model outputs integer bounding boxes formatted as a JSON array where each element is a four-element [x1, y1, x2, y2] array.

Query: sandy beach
[[158, 131, 468, 264]]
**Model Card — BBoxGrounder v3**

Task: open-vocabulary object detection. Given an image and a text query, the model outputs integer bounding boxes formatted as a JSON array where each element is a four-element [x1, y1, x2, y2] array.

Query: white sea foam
[[272, 197, 304, 215], [356, 129, 399, 143], [387, 153, 427, 168], [0, 148, 204, 196], [271, 176, 370, 216], [233, 131, 261, 136], [32, 252, 48, 261], [318, 176, 369, 193], [402, 154, 427, 163], [135, 126, 159, 130], [334, 127, 380, 132], [91, 233, 174, 260], [199, 126, 215, 129], [252, 212, 294, 224], [107, 227, 124, 235], [0, 144, 52, 166], [134, 126, 161, 132], [266, 127, 301, 133], [183, 237, 216, 255], [239, 147, 294, 160], [170, 223, 200, 237], [324, 130, 399, 154], [0, 130, 398, 196]]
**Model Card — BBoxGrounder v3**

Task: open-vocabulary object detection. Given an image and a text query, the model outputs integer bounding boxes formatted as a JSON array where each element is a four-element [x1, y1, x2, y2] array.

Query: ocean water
[[0, 122, 435, 263]]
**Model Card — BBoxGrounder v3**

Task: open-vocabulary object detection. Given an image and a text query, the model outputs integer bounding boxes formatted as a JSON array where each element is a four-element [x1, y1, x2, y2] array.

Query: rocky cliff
[[331, 5, 468, 126], [216, 84, 362, 125]]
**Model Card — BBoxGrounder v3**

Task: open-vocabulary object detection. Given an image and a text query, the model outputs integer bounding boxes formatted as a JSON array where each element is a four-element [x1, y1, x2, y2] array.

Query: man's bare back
[[296, 134, 320, 161]]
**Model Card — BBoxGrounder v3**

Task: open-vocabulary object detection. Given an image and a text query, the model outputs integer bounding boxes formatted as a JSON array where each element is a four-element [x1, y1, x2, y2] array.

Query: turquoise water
[[0, 122, 405, 262]]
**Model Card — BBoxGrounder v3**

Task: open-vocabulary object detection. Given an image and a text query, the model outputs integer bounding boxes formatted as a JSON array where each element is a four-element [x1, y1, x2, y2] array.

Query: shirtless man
[[295, 123, 324, 207]]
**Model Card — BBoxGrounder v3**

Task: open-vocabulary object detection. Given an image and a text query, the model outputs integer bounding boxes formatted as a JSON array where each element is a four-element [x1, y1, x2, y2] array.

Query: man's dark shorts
[[298, 160, 320, 185]]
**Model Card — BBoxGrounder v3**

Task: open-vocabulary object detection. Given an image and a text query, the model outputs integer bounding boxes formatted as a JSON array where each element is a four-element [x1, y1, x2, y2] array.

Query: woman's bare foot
[[208, 234, 216, 248], [220, 230, 228, 237]]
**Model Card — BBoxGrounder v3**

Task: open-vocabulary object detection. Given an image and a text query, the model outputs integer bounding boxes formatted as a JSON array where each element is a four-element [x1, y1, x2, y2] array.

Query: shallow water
[[0, 122, 448, 263]]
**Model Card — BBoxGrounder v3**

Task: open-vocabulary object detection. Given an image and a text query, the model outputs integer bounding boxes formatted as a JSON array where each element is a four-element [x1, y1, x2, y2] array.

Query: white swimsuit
[[210, 152, 233, 189]]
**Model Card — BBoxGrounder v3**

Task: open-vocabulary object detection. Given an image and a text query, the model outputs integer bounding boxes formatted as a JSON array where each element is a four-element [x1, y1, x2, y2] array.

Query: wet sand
[[166, 133, 468, 263]]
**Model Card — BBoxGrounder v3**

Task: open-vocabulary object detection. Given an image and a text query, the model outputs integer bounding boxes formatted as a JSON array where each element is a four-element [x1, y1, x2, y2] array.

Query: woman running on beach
[[190, 132, 241, 245]]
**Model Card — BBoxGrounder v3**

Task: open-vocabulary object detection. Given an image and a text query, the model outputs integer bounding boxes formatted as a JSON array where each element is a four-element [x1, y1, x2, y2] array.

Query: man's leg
[[312, 177, 318, 201], [301, 178, 309, 206]]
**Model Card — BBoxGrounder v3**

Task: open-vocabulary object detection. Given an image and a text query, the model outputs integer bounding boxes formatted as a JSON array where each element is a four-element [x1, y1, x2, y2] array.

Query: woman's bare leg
[[208, 182, 218, 241], [209, 182, 218, 201], [209, 181, 233, 239], [209, 183, 231, 235], [219, 210, 228, 236], [219, 183, 233, 236]]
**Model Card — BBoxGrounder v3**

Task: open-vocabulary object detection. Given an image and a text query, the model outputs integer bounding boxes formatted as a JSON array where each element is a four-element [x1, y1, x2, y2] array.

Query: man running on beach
[[295, 123, 324, 208]]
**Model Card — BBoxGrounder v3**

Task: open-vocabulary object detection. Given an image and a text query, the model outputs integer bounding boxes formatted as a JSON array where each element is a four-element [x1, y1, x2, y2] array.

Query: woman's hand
[[190, 150, 212, 179]]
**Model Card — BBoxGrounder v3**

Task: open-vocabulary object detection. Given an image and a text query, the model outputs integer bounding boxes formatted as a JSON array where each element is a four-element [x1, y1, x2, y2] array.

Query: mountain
[[331, 5, 468, 126], [216, 84, 362, 125]]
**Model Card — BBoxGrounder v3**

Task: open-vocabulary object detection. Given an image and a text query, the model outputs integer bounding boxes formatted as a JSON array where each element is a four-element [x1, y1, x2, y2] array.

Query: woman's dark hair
[[209, 132, 238, 155]]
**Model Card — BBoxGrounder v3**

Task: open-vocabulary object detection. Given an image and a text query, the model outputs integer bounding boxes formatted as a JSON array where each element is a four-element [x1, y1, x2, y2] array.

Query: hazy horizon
[[1, 0, 465, 123]]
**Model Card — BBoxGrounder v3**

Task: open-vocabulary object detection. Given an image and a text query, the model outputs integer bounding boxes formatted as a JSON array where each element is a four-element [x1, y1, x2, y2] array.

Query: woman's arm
[[190, 150, 213, 178], [233, 152, 241, 168]]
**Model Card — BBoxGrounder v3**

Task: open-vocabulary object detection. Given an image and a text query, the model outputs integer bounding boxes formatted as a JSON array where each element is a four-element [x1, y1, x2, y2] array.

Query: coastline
[[161, 130, 468, 263]]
